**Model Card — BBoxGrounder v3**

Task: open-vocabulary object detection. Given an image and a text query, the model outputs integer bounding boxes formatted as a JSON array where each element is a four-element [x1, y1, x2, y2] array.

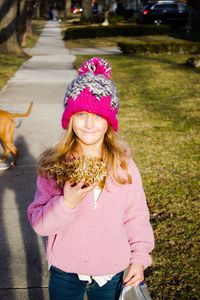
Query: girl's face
[[72, 112, 108, 148]]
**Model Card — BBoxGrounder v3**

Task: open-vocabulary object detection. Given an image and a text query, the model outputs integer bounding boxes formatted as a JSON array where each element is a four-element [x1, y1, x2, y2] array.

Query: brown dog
[[0, 102, 33, 166]]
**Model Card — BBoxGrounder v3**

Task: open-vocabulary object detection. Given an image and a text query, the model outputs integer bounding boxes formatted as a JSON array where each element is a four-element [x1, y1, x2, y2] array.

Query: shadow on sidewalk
[[0, 136, 46, 300]]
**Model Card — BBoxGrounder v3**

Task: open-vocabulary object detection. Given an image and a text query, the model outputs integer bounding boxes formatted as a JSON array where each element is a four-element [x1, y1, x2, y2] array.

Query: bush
[[63, 24, 170, 40], [118, 40, 200, 54]]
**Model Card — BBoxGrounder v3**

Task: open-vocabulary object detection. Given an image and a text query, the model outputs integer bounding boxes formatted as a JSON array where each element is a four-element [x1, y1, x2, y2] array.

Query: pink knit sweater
[[27, 159, 154, 276]]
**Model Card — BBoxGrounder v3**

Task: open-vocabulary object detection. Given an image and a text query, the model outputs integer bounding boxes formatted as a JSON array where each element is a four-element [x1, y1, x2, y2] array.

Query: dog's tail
[[11, 102, 33, 118]]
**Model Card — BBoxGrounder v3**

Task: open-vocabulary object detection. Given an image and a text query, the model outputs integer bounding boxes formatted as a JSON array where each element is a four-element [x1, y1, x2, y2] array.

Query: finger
[[81, 181, 98, 193], [124, 272, 140, 283], [74, 179, 85, 190], [64, 181, 71, 189], [125, 275, 144, 287], [124, 271, 136, 283], [130, 278, 144, 287]]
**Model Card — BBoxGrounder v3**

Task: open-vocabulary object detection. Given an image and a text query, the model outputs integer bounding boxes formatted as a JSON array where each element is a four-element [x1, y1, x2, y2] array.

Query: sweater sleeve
[[27, 176, 78, 236], [123, 160, 154, 269]]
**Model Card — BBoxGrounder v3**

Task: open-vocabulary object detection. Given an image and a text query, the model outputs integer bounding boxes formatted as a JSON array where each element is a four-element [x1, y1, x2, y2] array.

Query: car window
[[144, 3, 155, 9], [178, 3, 187, 11], [153, 3, 177, 10], [168, 4, 177, 9], [152, 4, 163, 10]]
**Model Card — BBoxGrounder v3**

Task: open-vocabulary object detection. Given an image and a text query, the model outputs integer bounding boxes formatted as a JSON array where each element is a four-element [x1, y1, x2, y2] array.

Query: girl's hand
[[124, 263, 144, 287], [63, 180, 97, 209]]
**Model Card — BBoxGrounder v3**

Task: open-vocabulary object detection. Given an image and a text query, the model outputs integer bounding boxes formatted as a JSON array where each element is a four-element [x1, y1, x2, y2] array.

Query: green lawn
[[75, 54, 200, 299], [0, 54, 27, 90], [64, 35, 187, 49]]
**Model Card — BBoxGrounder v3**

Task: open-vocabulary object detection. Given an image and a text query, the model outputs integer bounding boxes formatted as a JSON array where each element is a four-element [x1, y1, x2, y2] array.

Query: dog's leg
[[4, 142, 18, 166], [0, 120, 18, 166], [0, 144, 11, 162]]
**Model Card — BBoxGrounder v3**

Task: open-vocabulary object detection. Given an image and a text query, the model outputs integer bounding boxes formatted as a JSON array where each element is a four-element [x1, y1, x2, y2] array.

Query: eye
[[95, 114, 103, 119], [76, 112, 86, 118]]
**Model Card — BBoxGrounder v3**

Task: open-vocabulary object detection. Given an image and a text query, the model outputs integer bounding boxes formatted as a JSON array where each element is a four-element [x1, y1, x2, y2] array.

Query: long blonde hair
[[38, 118, 132, 185]]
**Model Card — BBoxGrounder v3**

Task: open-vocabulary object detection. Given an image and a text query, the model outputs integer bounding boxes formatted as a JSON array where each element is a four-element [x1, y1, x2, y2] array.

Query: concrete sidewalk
[[69, 46, 121, 55], [0, 21, 76, 300]]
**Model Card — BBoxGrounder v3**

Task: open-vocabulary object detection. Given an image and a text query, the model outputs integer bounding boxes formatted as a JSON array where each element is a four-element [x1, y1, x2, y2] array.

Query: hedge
[[63, 24, 170, 40], [118, 40, 200, 54]]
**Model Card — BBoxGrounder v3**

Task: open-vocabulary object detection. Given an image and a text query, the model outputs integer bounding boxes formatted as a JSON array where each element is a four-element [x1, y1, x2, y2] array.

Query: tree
[[0, 0, 34, 53], [0, 0, 65, 53], [0, 0, 21, 53]]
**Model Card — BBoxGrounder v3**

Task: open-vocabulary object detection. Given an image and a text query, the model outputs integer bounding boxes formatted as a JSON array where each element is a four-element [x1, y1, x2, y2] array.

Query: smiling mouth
[[81, 130, 98, 134]]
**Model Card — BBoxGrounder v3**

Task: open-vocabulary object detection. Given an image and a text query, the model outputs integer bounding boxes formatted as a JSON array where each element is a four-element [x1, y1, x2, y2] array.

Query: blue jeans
[[49, 266, 124, 300]]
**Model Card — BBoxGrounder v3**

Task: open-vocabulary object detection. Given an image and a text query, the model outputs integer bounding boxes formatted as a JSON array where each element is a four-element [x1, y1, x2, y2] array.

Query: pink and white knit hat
[[61, 57, 119, 131]]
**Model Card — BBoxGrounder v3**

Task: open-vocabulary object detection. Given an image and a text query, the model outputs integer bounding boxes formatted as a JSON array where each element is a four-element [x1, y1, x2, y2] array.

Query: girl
[[27, 57, 154, 300]]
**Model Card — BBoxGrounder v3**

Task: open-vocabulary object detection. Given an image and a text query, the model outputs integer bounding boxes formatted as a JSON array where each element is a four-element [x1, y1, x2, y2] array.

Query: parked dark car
[[140, 1, 188, 24]]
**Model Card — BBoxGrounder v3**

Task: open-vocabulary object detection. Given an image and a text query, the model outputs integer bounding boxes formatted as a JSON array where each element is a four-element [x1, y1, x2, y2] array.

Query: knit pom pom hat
[[61, 57, 119, 131]]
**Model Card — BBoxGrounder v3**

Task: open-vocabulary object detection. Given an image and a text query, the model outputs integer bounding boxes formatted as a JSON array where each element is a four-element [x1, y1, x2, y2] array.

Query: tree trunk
[[0, 0, 22, 53], [17, 0, 33, 48], [102, 10, 109, 26], [17, 0, 27, 47], [40, 0, 48, 18], [26, 0, 32, 36], [35, 0, 40, 18], [65, 0, 71, 19], [81, 0, 92, 22]]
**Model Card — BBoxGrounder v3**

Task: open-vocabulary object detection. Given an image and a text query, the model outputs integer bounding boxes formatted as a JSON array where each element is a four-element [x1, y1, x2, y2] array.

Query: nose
[[85, 114, 94, 129]]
